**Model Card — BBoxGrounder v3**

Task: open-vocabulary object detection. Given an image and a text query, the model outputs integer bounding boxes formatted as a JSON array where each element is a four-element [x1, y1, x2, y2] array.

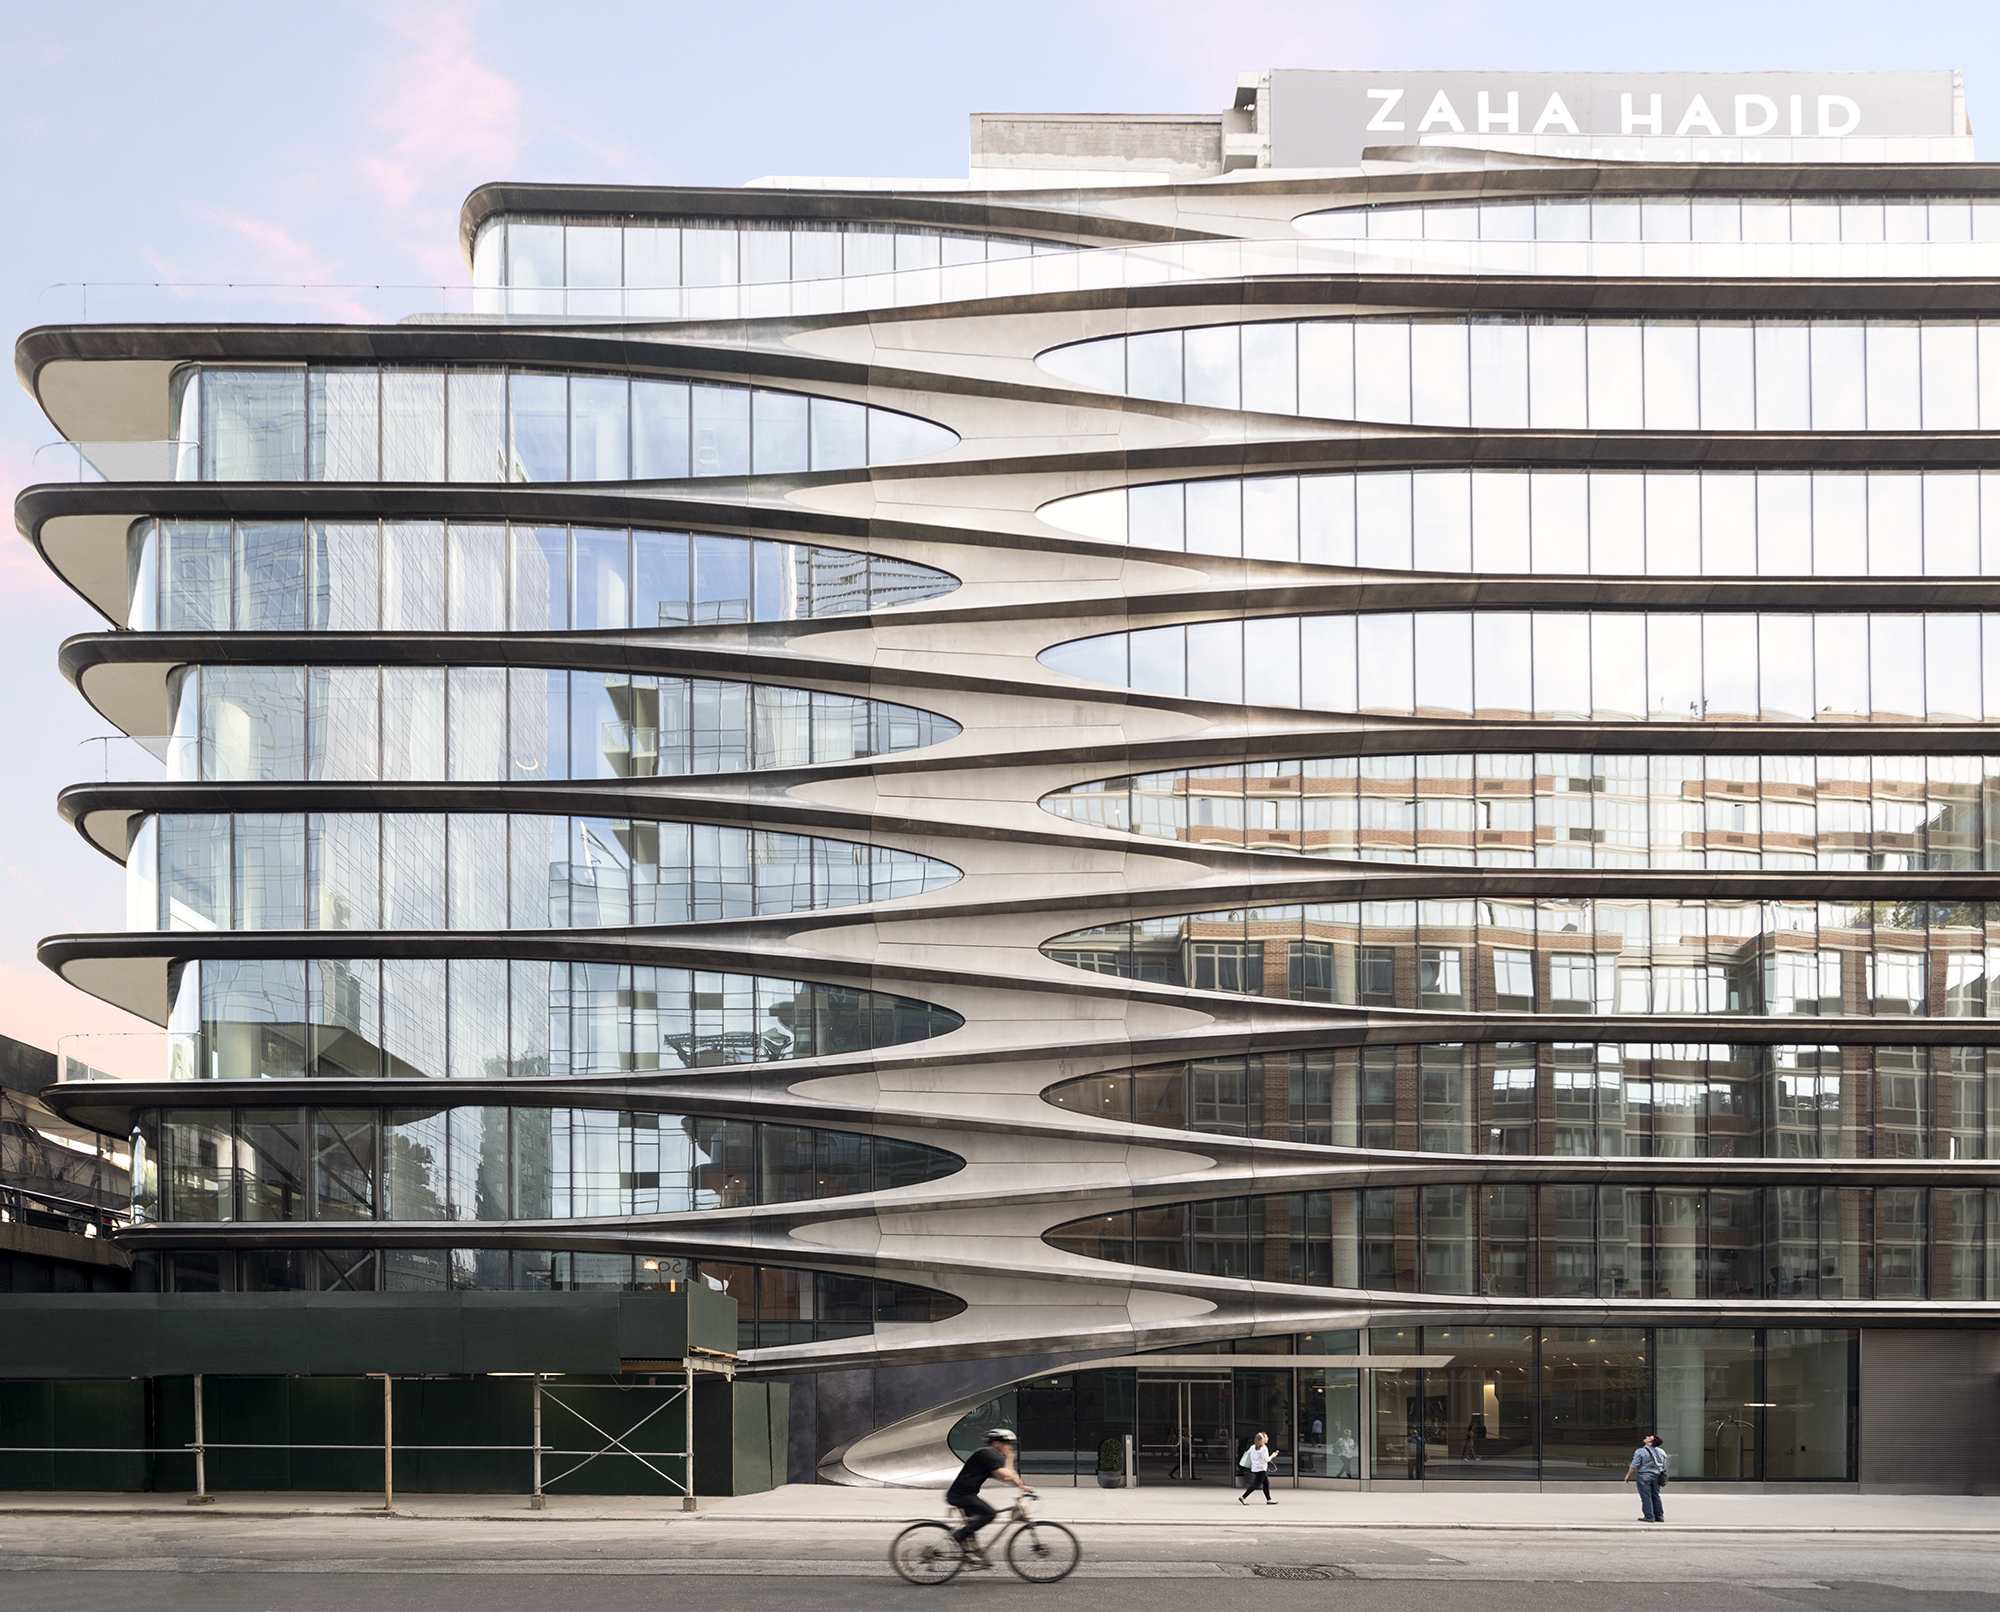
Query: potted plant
[[1097, 1436, 1126, 1488]]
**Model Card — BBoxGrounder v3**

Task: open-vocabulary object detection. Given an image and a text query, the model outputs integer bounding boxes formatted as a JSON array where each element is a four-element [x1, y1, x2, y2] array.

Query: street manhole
[[1252, 1566, 1343, 1580]]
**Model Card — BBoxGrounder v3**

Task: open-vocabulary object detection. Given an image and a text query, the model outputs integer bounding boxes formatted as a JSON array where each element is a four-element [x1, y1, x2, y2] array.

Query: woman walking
[[1238, 1431, 1279, 1504]]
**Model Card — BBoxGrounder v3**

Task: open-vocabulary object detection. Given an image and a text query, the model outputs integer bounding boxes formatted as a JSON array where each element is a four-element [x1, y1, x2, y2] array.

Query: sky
[[0, 0, 1994, 1076]]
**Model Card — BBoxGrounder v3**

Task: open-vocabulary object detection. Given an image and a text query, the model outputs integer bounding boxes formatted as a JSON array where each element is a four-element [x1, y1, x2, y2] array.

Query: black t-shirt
[[948, 1445, 1005, 1500]]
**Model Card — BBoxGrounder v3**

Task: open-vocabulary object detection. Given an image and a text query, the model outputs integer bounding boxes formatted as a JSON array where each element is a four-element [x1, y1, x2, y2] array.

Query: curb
[[1, 1507, 1996, 1534], [679, 1518, 2000, 1534]]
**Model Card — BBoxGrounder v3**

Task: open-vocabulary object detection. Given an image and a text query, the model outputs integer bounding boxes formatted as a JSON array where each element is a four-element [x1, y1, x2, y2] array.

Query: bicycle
[[889, 1492, 1081, 1585]]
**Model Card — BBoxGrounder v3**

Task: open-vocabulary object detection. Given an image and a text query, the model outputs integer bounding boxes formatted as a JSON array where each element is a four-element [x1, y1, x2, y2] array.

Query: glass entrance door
[[1135, 1376, 1235, 1482], [1374, 1368, 1445, 1479], [1186, 1378, 1234, 1480]]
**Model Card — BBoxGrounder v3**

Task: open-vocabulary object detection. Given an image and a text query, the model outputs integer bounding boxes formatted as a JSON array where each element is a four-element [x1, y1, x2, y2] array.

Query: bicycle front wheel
[[890, 1521, 965, 1586], [1006, 1520, 1080, 1583]]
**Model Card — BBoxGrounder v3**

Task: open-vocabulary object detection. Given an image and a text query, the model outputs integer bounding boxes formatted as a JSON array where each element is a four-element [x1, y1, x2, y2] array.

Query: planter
[[1096, 1472, 1125, 1488]]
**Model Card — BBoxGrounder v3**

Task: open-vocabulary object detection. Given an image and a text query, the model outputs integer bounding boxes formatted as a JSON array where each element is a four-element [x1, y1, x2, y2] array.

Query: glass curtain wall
[[135, 1245, 964, 1346], [179, 366, 956, 483], [474, 215, 1074, 312], [1299, 197, 2000, 244], [1041, 610, 2000, 724], [948, 1359, 1363, 1488], [1045, 1044, 2000, 1162], [941, 1328, 1852, 1484], [137, 811, 957, 933], [1042, 899, 2000, 1020], [1043, 754, 2000, 872], [136, 1104, 960, 1223], [1038, 317, 2000, 433], [1049, 1188, 1997, 1301], [159, 664, 958, 783], [129, 518, 955, 633], [1041, 470, 2000, 578], [163, 956, 963, 1081]]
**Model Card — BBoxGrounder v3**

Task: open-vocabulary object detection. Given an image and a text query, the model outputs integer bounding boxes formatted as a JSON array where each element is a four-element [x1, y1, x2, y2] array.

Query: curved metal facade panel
[[20, 149, 2000, 1489]]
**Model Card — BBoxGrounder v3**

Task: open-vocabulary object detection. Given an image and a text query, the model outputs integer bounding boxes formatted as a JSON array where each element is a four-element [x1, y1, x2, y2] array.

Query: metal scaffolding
[[0, 1353, 739, 1511]]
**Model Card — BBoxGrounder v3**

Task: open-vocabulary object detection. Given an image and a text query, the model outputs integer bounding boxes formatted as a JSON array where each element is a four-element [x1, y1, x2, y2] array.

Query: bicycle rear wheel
[[1006, 1520, 1080, 1583], [890, 1521, 965, 1585]]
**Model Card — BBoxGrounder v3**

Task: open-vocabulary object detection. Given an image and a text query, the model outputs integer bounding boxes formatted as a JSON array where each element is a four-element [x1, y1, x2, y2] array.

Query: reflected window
[[173, 366, 956, 483], [170, 957, 963, 1081], [135, 518, 956, 631], [1040, 316, 1998, 434]]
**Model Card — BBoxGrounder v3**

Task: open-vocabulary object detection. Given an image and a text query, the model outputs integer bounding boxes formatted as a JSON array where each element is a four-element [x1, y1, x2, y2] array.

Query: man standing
[[1625, 1433, 1668, 1522], [948, 1428, 1034, 1567]]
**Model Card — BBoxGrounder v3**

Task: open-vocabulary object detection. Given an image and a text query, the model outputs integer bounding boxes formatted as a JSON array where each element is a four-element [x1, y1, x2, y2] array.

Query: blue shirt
[[1629, 1444, 1667, 1475]]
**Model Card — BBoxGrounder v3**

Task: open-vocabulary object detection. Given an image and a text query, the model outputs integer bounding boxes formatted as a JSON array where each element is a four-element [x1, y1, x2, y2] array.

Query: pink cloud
[[107, 4, 531, 317], [192, 208, 326, 273], [134, 211, 390, 324], [1086, 1, 1399, 103], [355, 0, 527, 278], [0, 828, 122, 939], [0, 435, 83, 601], [0, 960, 161, 1082]]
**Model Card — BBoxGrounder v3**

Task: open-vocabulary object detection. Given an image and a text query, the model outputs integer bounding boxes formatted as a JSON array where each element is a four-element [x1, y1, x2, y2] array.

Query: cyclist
[[947, 1427, 1034, 1567]]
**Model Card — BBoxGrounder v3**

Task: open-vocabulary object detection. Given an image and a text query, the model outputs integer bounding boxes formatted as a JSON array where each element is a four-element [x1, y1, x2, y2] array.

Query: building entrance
[[1135, 1375, 1234, 1481]]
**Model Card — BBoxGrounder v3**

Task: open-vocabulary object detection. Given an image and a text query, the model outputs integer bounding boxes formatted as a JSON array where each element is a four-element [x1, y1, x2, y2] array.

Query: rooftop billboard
[[1267, 71, 1966, 167]]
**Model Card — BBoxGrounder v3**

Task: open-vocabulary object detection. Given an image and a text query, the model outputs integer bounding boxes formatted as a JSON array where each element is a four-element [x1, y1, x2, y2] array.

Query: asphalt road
[[4, 1514, 1998, 1612]]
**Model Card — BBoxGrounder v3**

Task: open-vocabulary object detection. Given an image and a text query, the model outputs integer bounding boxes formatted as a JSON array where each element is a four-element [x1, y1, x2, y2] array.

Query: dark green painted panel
[[0, 1290, 724, 1377], [0, 1297, 158, 1377], [462, 1294, 620, 1374], [286, 1377, 383, 1491], [694, 1375, 732, 1495], [755, 1382, 789, 1495], [0, 1379, 149, 1492], [304, 1296, 469, 1376], [730, 1381, 770, 1496], [0, 1283, 771, 1495], [55, 1380, 147, 1492], [540, 1374, 687, 1496], [151, 1375, 196, 1492], [160, 1295, 317, 1374], [0, 1371, 779, 1495], [692, 1376, 787, 1495], [206, 1377, 289, 1490], [0, 1380, 53, 1490], [395, 1377, 534, 1494], [677, 1284, 736, 1358]]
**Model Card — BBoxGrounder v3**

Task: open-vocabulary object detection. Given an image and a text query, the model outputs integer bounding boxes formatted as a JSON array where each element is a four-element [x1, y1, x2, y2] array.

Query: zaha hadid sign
[[1264, 70, 1966, 166]]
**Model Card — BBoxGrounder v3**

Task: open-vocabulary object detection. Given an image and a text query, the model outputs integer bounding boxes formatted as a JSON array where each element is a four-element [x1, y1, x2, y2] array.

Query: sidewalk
[[3, 1484, 1999, 1531]]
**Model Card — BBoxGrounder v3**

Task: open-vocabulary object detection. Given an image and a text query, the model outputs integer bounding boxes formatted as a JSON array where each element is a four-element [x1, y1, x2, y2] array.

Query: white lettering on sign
[[1532, 92, 1579, 134], [1477, 90, 1519, 133], [1621, 92, 1662, 134], [1304, 74, 1926, 165], [1676, 95, 1722, 136], [1271, 69, 1957, 169], [1735, 93, 1779, 136], [1365, 88, 1405, 131], [1417, 90, 1464, 133], [1819, 94, 1861, 135]]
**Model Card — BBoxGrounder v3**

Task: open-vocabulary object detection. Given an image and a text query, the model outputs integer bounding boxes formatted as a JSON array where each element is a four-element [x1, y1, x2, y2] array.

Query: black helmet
[[984, 1427, 1017, 1442]]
